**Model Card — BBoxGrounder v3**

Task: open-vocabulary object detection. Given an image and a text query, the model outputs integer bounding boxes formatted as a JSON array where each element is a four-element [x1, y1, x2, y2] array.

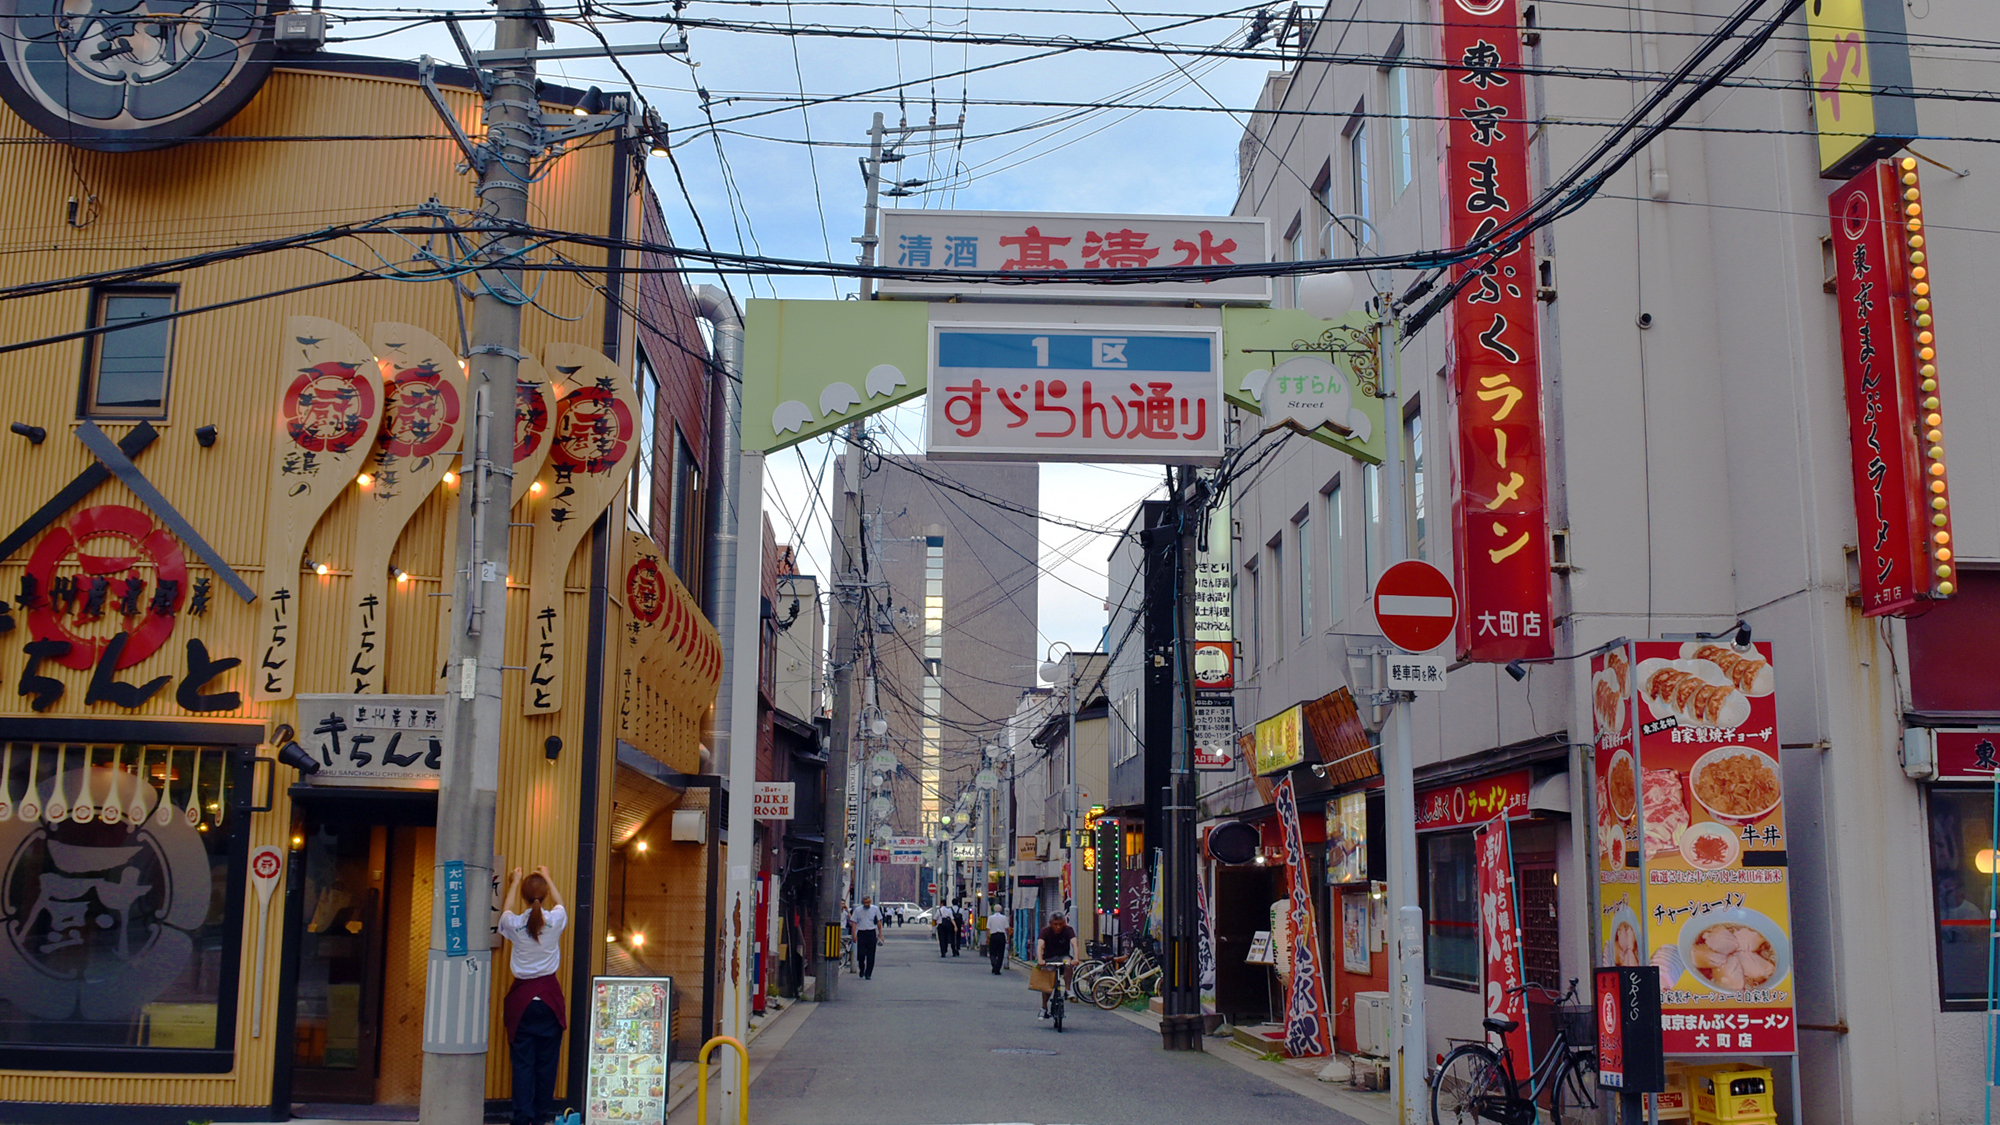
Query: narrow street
[[692, 929, 1374, 1125]]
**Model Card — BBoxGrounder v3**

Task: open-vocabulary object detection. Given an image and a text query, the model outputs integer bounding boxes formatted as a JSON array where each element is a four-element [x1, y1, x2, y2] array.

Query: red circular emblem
[[515, 379, 550, 465], [284, 361, 376, 454], [381, 366, 461, 460], [26, 505, 188, 671], [627, 559, 667, 625], [252, 850, 283, 880], [549, 387, 634, 475]]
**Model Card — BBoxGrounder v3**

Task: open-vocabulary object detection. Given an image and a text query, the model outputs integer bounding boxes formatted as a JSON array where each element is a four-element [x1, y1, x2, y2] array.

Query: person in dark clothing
[[500, 867, 568, 1125], [1036, 912, 1076, 1020], [850, 896, 883, 979], [935, 903, 958, 957]]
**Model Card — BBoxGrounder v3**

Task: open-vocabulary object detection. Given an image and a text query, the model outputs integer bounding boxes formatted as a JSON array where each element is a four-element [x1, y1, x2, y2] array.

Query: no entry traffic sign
[[1373, 560, 1458, 653]]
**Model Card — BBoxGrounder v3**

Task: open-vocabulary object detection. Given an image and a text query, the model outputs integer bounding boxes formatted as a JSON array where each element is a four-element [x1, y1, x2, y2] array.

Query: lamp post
[[1038, 643, 1078, 918]]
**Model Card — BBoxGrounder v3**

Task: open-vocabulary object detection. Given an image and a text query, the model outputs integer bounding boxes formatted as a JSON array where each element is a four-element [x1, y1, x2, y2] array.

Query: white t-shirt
[[499, 904, 567, 979], [851, 904, 884, 932], [987, 911, 1009, 935]]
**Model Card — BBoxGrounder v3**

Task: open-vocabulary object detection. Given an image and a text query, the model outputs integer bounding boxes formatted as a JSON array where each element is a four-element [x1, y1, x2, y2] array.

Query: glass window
[[1388, 64, 1415, 197], [0, 743, 242, 1063], [1315, 178, 1335, 254], [84, 289, 176, 418], [1421, 829, 1479, 987], [1929, 787, 1999, 1008], [1406, 410, 1426, 560], [1289, 227, 1306, 308], [1363, 463, 1381, 592], [1295, 514, 1312, 637], [1348, 115, 1372, 250], [669, 433, 704, 592], [1325, 482, 1344, 624], [629, 354, 659, 535], [1268, 541, 1283, 658], [1244, 564, 1260, 674]]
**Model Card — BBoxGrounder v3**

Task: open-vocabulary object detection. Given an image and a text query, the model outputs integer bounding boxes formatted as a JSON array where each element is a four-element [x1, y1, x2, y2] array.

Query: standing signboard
[[928, 325, 1224, 463], [584, 976, 672, 1125], [1439, 0, 1553, 665], [1476, 814, 1530, 1080], [1596, 641, 1797, 1057], [1595, 966, 1665, 1091]]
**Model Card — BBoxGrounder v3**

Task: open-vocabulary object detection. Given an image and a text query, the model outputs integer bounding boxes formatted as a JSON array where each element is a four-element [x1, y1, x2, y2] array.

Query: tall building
[[841, 452, 1038, 904]]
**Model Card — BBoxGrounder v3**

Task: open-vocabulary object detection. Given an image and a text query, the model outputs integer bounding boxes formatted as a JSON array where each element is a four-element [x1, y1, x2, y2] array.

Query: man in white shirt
[[985, 907, 1010, 974], [934, 902, 958, 958], [849, 896, 884, 979]]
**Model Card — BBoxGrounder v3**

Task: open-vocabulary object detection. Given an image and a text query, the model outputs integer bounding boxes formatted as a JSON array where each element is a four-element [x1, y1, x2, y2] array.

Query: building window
[[1325, 480, 1344, 624], [82, 287, 176, 418], [1295, 512, 1312, 638], [1387, 63, 1415, 197], [1363, 463, 1381, 592], [668, 431, 705, 592], [1313, 169, 1335, 254], [1288, 217, 1305, 308], [1267, 538, 1283, 659], [1421, 829, 1479, 988], [629, 353, 660, 536], [0, 741, 244, 1068], [1930, 787, 1998, 1008], [1244, 561, 1260, 674], [1346, 109, 1372, 251], [1406, 408, 1426, 560]]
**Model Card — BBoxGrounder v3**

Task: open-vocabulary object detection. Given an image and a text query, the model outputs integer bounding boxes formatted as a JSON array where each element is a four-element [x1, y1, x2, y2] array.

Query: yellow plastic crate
[[1691, 1066, 1776, 1123]]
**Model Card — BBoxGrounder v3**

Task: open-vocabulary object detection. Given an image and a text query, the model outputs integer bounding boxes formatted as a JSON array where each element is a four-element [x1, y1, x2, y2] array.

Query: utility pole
[[419, 0, 535, 1118], [1159, 466, 1204, 1051], [816, 428, 863, 1001]]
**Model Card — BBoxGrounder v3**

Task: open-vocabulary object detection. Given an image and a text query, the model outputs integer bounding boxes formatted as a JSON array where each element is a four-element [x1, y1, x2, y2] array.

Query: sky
[[329, 0, 1274, 668]]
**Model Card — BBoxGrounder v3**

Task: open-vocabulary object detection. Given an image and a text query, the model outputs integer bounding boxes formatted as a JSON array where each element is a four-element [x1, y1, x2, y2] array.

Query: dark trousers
[[509, 999, 563, 1125], [856, 928, 878, 977], [937, 925, 954, 956], [988, 932, 1007, 973]]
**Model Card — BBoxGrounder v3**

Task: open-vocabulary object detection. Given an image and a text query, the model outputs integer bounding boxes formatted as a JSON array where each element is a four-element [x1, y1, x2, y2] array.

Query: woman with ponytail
[[500, 865, 568, 1125]]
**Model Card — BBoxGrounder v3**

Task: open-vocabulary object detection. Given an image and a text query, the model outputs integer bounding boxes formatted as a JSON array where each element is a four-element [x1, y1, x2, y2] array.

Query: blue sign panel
[[444, 859, 468, 957]]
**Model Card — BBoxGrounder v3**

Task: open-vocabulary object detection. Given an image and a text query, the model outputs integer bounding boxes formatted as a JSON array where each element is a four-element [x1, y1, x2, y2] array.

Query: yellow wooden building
[[0, 52, 721, 1120]]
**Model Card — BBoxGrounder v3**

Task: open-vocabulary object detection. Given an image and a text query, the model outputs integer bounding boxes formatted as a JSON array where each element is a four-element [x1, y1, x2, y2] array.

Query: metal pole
[[856, 112, 886, 300], [418, 3, 533, 1118], [719, 447, 763, 1120], [816, 426, 864, 1001], [1065, 658, 1078, 920], [1370, 275, 1427, 1124]]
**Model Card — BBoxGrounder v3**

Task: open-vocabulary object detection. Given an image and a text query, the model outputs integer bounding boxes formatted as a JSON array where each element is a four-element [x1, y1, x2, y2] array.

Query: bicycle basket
[[1557, 1004, 1595, 1049]]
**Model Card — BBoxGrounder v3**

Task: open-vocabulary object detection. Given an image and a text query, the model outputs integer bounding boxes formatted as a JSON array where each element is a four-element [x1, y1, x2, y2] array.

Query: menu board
[[1593, 641, 1796, 1056], [585, 976, 672, 1124]]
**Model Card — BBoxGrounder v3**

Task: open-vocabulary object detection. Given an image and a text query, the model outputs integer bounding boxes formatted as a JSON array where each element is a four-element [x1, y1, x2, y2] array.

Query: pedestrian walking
[[934, 902, 957, 957], [986, 905, 1010, 974], [849, 895, 883, 979], [500, 866, 567, 1125]]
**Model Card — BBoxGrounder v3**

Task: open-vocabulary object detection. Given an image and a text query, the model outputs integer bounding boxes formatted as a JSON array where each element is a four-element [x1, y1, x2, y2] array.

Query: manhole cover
[[991, 1047, 1058, 1056]]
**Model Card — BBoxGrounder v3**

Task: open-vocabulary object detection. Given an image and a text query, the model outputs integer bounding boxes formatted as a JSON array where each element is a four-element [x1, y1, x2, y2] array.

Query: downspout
[[696, 283, 745, 783]]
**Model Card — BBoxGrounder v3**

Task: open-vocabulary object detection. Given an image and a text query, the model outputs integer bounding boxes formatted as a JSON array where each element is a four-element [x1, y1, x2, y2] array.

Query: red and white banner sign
[[1415, 768, 1533, 831], [1477, 815, 1531, 1081], [1440, 0, 1553, 663], [1828, 159, 1954, 615]]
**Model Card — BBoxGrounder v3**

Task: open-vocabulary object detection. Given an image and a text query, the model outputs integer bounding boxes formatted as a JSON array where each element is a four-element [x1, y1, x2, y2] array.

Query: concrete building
[[1215, 2, 2000, 1120]]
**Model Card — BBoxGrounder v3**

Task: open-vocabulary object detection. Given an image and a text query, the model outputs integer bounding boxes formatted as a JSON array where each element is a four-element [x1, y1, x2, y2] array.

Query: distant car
[[881, 901, 919, 924], [911, 907, 937, 926]]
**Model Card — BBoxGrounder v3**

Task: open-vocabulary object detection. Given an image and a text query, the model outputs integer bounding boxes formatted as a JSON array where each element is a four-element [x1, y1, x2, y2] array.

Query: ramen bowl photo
[[1605, 748, 1637, 823], [1677, 906, 1791, 995], [1678, 821, 1741, 871], [1608, 902, 1643, 968], [1689, 746, 1783, 823]]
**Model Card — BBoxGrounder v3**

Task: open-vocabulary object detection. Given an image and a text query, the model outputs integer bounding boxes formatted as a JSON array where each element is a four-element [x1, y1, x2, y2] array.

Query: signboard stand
[[584, 976, 672, 1125]]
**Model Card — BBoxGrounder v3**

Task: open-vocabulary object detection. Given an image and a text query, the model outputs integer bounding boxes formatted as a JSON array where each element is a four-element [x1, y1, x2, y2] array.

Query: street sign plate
[[1372, 560, 1458, 653], [1386, 652, 1449, 691]]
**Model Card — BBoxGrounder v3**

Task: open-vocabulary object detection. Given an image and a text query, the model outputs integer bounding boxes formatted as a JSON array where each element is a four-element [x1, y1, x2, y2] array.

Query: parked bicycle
[[1429, 979, 1598, 1125], [1089, 942, 1162, 1009]]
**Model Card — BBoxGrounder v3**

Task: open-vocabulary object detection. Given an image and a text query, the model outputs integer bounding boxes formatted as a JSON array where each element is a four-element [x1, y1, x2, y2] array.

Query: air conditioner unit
[[1352, 991, 1392, 1057]]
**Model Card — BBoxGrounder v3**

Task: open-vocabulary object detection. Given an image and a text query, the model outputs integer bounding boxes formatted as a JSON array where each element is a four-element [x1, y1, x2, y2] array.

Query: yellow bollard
[[696, 1035, 750, 1125]]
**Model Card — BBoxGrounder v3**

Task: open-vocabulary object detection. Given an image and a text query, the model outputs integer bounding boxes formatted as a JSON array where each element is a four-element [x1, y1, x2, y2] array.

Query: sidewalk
[[662, 994, 818, 1122], [1108, 1007, 1396, 1125]]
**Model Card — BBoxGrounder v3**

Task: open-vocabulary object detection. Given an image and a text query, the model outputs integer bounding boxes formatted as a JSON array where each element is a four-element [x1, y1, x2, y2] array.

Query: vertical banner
[[1592, 644, 1641, 986], [1440, 0, 1553, 664], [1827, 159, 1955, 615], [1476, 814, 1531, 1080], [1624, 641, 1796, 1055], [1196, 869, 1218, 1016], [523, 345, 640, 715], [1274, 775, 1333, 1057], [255, 317, 385, 702], [345, 323, 464, 693]]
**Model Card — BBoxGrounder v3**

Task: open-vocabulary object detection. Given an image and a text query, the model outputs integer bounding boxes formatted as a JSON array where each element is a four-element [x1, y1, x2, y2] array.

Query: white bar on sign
[[1377, 595, 1454, 617]]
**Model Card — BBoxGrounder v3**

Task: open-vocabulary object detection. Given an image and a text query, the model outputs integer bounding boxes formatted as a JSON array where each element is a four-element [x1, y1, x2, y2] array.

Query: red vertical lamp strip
[[1439, 0, 1554, 662]]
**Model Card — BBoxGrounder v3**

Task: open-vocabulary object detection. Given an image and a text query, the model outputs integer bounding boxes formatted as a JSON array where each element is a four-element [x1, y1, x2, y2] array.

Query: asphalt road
[[727, 928, 1369, 1125]]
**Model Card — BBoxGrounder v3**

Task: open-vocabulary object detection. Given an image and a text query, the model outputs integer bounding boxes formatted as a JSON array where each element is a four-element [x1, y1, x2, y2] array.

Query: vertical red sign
[[1476, 814, 1531, 1080], [1827, 158, 1955, 615], [1440, 0, 1553, 662]]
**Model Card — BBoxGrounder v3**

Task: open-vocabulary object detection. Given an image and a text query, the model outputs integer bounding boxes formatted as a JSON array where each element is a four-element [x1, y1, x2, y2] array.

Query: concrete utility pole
[[816, 426, 863, 1002], [418, 0, 536, 1118], [1159, 466, 1204, 1051]]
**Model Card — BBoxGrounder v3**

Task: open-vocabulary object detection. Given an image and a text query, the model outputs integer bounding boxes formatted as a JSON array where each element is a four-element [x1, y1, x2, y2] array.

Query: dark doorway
[[1213, 864, 1282, 1025]]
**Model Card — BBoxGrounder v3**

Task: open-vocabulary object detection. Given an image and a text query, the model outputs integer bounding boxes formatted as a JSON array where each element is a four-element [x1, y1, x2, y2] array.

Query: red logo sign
[[627, 559, 667, 625], [1415, 769, 1533, 831], [284, 362, 376, 454], [1372, 559, 1457, 653], [1192, 640, 1234, 690], [550, 387, 634, 475], [380, 366, 461, 460], [516, 379, 550, 464], [252, 848, 283, 881], [26, 505, 187, 670]]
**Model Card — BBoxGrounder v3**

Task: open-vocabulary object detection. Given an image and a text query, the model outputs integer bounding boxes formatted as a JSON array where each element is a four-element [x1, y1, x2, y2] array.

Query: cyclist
[[1036, 911, 1077, 1020]]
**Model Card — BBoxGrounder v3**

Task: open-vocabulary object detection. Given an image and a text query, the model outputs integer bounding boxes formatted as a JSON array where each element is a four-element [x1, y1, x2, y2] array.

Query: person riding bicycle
[[1036, 912, 1077, 1020]]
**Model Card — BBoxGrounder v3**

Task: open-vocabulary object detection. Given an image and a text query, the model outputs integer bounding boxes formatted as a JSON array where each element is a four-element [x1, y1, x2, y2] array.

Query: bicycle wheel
[[1091, 977, 1124, 1010], [1431, 1044, 1513, 1125], [1051, 988, 1065, 1032], [1548, 1052, 1598, 1123]]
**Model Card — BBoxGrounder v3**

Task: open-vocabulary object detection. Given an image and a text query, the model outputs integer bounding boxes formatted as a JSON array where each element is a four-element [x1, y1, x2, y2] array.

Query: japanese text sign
[[1932, 729, 2000, 781], [1595, 967, 1666, 1091], [1476, 816, 1531, 1081], [1194, 484, 1233, 642], [1386, 653, 1449, 691], [1595, 641, 1796, 1056], [1440, 0, 1553, 665], [1828, 160, 1953, 615], [878, 210, 1270, 304], [1415, 769, 1531, 831], [443, 859, 468, 957], [1220, 307, 1388, 464], [929, 326, 1223, 463], [297, 693, 446, 789], [752, 781, 795, 820], [1193, 697, 1235, 770], [1253, 704, 1306, 776], [1804, 0, 1918, 179]]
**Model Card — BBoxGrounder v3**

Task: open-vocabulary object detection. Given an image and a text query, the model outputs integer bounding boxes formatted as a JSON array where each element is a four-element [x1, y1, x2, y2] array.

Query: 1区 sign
[[751, 781, 795, 820], [1373, 559, 1457, 653]]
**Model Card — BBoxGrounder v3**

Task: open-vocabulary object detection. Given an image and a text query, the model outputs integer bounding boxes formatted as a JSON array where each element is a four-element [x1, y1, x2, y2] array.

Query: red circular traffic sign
[[1373, 560, 1458, 653]]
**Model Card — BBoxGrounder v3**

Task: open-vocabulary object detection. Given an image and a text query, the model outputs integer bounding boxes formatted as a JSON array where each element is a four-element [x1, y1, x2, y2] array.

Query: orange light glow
[[1915, 282, 1931, 297], [442, 471, 458, 486], [315, 562, 331, 576], [530, 481, 545, 494], [356, 472, 374, 486], [1937, 548, 1953, 562]]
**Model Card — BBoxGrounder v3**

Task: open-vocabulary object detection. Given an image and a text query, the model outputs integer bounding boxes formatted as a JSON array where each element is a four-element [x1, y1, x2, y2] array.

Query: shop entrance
[[285, 793, 437, 1108]]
